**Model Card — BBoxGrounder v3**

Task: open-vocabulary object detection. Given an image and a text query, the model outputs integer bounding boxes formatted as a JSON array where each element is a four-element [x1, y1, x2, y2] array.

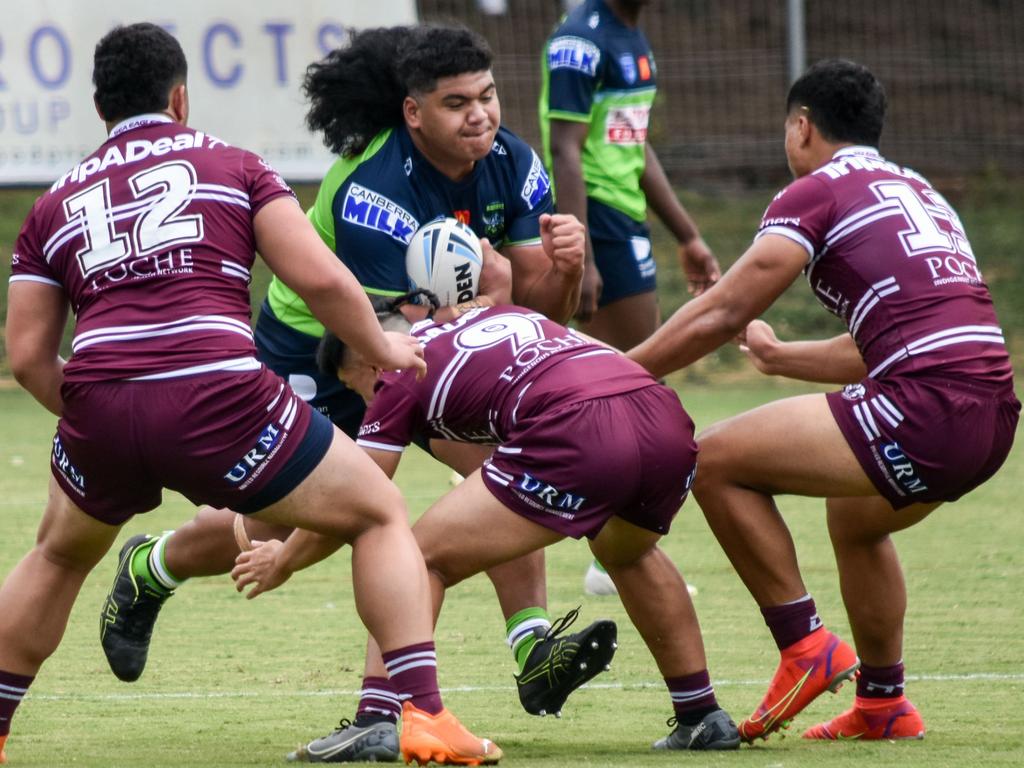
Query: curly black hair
[[93, 23, 187, 123], [304, 24, 492, 157], [397, 25, 492, 96], [787, 59, 886, 146]]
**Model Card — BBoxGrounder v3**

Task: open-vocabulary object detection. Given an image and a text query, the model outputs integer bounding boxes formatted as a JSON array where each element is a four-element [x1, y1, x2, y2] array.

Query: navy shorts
[[827, 376, 1020, 509], [52, 367, 334, 524], [255, 300, 366, 437], [481, 384, 697, 539], [587, 198, 655, 306]]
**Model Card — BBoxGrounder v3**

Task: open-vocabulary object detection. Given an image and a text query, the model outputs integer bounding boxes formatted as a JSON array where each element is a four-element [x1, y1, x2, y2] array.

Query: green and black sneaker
[[516, 607, 617, 717], [100, 534, 172, 682]]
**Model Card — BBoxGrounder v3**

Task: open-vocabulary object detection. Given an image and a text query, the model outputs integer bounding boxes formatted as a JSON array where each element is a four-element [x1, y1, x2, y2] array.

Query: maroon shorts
[[827, 376, 1020, 510], [481, 384, 698, 539], [52, 367, 334, 525]]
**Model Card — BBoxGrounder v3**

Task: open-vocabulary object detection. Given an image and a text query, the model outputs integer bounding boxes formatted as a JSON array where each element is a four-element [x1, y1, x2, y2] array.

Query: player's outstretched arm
[[505, 212, 585, 324], [5, 281, 69, 415], [641, 143, 720, 296], [254, 197, 425, 378], [628, 233, 807, 379], [739, 319, 867, 384]]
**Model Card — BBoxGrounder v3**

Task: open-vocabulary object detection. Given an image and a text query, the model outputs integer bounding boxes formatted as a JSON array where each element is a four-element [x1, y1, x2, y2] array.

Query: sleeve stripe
[[546, 110, 592, 123], [501, 237, 543, 248], [755, 226, 815, 262], [9, 274, 62, 287], [355, 438, 406, 453]]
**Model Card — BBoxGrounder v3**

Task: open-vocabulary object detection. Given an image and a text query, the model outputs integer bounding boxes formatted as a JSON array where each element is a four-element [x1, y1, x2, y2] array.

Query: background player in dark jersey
[[627, 59, 1019, 742], [97, 24, 594, 763], [540, 0, 720, 595], [231, 302, 742, 754], [0, 23, 502, 766]]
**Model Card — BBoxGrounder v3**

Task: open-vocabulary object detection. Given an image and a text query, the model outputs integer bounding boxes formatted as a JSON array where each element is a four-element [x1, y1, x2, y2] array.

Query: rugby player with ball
[[97, 24, 603, 765]]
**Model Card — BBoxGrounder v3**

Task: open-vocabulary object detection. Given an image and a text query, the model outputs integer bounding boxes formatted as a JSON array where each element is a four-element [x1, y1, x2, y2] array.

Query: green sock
[[130, 533, 183, 593], [505, 607, 552, 673]]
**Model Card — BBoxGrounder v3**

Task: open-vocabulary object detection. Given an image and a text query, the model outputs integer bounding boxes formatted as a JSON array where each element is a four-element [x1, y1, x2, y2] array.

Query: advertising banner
[[0, 0, 417, 184]]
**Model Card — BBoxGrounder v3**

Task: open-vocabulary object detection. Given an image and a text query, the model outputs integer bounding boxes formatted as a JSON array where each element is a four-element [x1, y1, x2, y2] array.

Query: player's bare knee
[[356, 485, 409, 531], [422, 547, 471, 588], [35, 538, 104, 575]]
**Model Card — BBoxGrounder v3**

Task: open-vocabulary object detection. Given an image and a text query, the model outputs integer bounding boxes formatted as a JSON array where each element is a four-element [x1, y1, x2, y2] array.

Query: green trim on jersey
[[540, 67, 653, 222], [266, 130, 394, 338]]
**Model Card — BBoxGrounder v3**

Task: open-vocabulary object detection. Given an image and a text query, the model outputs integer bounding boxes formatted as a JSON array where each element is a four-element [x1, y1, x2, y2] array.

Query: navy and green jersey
[[267, 124, 553, 338], [539, 0, 656, 222]]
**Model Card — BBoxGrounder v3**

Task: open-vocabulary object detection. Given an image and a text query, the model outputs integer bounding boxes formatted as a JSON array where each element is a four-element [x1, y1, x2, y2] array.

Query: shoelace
[[542, 607, 580, 642], [331, 719, 354, 734]]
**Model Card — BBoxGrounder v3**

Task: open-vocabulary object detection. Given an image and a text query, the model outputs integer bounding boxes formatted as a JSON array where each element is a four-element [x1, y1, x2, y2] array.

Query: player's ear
[[168, 82, 189, 125], [403, 95, 421, 129], [796, 111, 815, 147]]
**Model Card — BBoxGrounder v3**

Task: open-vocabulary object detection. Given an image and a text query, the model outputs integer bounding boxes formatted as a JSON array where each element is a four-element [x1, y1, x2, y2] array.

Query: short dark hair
[[317, 310, 414, 377], [397, 25, 492, 96], [93, 23, 187, 122], [305, 24, 492, 158], [786, 59, 886, 146]]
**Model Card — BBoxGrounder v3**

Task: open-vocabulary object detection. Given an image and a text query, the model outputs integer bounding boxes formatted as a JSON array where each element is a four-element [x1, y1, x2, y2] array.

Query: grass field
[[1, 381, 1021, 767]]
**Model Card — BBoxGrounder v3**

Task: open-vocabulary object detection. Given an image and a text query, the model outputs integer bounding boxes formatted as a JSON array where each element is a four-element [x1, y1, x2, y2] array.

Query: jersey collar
[[109, 113, 175, 139], [832, 145, 881, 160]]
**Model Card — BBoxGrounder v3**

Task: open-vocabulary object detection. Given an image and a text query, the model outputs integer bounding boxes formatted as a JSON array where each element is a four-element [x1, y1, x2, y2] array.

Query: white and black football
[[405, 217, 483, 307]]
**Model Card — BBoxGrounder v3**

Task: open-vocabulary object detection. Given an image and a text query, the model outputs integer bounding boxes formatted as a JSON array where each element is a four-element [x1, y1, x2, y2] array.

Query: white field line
[[27, 672, 1024, 702]]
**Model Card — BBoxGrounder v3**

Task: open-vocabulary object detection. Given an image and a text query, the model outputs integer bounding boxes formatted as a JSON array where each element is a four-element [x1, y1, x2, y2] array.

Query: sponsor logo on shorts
[[224, 423, 283, 488], [879, 441, 929, 495], [631, 236, 655, 279], [842, 383, 866, 401], [342, 183, 419, 245], [547, 36, 601, 76], [515, 472, 587, 518], [521, 152, 551, 210], [605, 106, 649, 145], [52, 435, 86, 495]]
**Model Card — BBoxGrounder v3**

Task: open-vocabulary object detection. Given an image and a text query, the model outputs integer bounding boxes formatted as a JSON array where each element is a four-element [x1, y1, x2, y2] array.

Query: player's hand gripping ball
[[405, 217, 483, 306]]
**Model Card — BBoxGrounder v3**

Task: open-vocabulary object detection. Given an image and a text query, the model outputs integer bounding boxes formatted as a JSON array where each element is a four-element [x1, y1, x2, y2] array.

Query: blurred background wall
[[422, 0, 1024, 188]]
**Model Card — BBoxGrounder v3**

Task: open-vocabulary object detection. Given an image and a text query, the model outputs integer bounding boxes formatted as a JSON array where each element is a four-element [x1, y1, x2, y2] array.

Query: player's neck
[[408, 131, 475, 183]]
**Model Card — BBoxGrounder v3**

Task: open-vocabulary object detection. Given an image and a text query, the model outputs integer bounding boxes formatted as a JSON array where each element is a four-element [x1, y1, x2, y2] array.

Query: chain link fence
[[419, 0, 1024, 188]]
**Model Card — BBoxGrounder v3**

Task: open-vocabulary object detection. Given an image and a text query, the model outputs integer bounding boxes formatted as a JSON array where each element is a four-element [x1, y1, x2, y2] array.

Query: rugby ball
[[405, 217, 483, 306]]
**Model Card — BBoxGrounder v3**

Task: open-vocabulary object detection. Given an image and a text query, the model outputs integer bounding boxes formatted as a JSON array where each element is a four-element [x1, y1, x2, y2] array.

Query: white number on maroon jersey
[[66, 160, 204, 278], [64, 179, 131, 278], [872, 180, 974, 261], [455, 313, 544, 354], [130, 161, 203, 256]]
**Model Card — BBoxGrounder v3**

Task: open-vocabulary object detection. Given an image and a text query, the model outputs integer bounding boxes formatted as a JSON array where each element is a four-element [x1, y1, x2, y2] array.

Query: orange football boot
[[739, 627, 859, 742], [803, 695, 925, 740], [400, 702, 502, 766]]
